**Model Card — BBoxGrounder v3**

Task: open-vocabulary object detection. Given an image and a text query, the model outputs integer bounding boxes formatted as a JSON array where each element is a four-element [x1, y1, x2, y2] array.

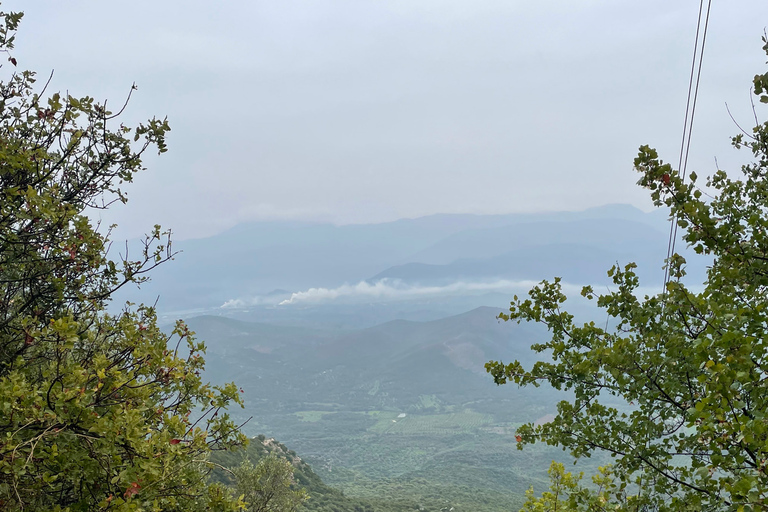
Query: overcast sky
[[10, 1, 768, 239]]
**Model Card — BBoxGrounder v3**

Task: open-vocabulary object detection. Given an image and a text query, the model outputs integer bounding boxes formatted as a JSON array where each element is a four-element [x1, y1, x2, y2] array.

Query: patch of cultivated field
[[370, 410, 492, 435], [293, 411, 331, 422]]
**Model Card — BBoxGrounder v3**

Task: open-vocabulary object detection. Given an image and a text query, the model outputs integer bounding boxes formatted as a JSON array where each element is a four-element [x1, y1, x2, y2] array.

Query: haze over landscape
[[14, 1, 768, 240], [4, 1, 768, 511], [115, 203, 709, 510]]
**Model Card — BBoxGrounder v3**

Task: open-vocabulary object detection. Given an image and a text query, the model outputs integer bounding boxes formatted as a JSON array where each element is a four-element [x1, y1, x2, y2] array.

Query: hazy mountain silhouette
[[123, 204, 697, 314]]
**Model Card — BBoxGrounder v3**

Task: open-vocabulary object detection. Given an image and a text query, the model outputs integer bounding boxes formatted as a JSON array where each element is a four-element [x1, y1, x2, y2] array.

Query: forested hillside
[[212, 435, 527, 512], [191, 307, 604, 510]]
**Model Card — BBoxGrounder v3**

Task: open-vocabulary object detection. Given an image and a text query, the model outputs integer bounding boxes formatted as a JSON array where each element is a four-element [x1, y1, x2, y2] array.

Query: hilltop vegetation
[[213, 436, 375, 512]]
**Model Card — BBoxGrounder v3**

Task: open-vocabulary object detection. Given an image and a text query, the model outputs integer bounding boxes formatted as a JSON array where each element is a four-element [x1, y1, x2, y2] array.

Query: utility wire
[[663, 0, 713, 293]]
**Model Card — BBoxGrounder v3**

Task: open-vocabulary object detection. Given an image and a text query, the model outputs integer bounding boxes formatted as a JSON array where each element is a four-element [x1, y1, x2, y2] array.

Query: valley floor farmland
[[194, 308, 607, 510]]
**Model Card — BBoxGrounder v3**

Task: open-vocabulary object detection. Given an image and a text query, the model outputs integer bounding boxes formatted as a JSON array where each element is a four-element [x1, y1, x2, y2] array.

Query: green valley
[[193, 307, 607, 510]]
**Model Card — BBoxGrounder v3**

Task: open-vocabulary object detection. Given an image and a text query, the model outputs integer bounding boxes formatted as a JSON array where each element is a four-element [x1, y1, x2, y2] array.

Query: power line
[[663, 0, 713, 293]]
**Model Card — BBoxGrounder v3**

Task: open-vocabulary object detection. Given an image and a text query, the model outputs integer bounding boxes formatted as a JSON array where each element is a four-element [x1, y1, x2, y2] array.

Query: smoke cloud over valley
[[219, 278, 589, 308]]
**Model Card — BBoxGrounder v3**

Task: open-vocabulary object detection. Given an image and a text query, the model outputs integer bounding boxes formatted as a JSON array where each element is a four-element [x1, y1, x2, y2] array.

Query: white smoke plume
[[276, 278, 586, 306], [219, 278, 689, 310]]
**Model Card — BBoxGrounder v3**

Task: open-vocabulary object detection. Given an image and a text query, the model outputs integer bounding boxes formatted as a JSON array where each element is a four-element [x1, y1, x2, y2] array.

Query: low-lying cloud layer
[[219, 277, 689, 310], [223, 278, 555, 308], [220, 295, 286, 309], [276, 279, 540, 305]]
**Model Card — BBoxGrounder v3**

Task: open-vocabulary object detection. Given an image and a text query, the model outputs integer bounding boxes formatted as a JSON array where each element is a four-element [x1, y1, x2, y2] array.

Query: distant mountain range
[[117, 204, 707, 321]]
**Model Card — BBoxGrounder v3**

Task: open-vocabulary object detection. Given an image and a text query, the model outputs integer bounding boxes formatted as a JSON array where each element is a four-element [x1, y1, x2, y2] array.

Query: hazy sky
[[10, 1, 768, 239]]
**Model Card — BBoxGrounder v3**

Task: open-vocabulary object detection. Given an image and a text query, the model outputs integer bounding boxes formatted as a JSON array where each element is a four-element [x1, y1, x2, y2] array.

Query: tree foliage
[[520, 462, 642, 512], [0, 8, 246, 511], [487, 38, 768, 511], [231, 456, 308, 512]]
